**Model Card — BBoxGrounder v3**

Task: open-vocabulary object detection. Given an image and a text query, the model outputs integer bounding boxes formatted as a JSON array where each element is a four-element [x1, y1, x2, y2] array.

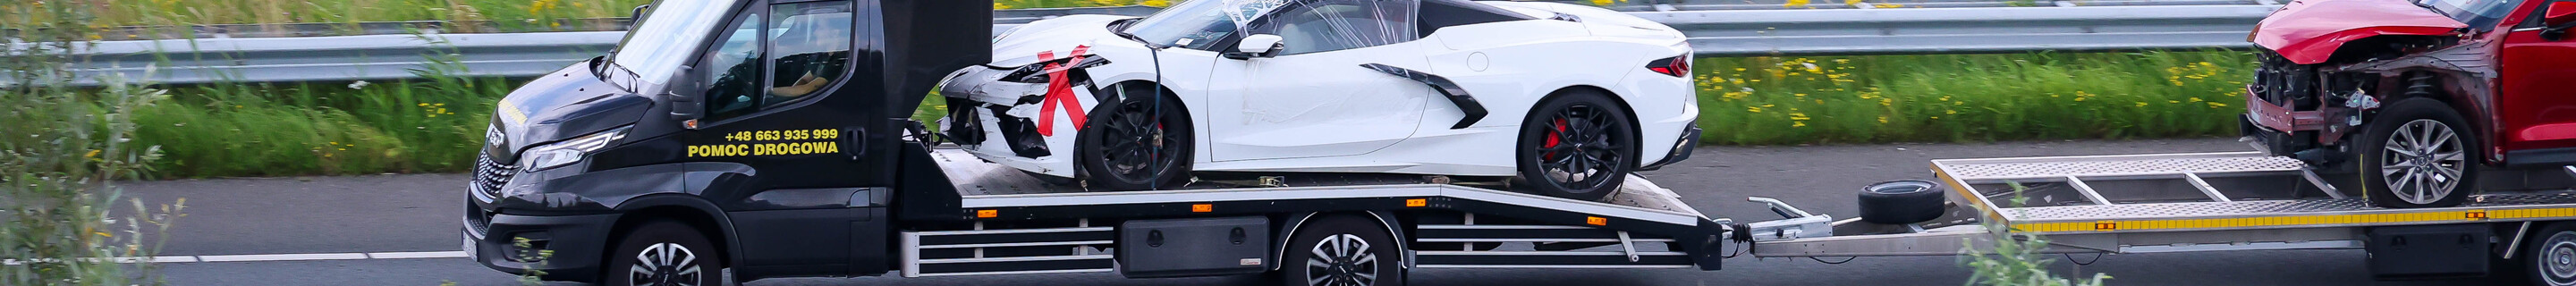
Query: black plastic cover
[[2364, 223, 2491, 279], [1119, 216, 1272, 278]]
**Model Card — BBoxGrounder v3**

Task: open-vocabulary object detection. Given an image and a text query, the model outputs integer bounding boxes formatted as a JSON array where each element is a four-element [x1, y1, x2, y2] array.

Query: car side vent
[[1550, 13, 1580, 22]]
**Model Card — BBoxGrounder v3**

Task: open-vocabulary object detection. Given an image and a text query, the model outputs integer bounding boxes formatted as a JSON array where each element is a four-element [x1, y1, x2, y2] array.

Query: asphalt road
[[123, 138, 2518, 285]]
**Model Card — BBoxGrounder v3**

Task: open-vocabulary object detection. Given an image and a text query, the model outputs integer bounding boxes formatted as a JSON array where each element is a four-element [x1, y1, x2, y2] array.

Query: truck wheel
[[1079, 83, 1192, 190], [2530, 223, 2576, 286], [606, 221, 723, 286], [1516, 90, 1637, 202], [1858, 180, 1945, 224], [2356, 98, 2477, 208], [1279, 214, 1405, 286]]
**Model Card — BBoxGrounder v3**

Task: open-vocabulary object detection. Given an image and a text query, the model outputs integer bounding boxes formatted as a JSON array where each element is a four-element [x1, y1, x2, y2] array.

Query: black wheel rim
[[2545, 231, 2576, 285], [628, 242, 704, 286], [1535, 104, 1623, 191], [2379, 119, 2464, 205], [1305, 233, 1379, 286], [1100, 85, 1177, 183]]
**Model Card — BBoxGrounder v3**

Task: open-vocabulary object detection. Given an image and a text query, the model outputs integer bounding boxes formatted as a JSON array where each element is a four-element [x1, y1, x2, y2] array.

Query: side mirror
[[665, 65, 704, 124], [1226, 34, 1285, 59], [628, 4, 652, 29], [2549, 2, 2576, 27]]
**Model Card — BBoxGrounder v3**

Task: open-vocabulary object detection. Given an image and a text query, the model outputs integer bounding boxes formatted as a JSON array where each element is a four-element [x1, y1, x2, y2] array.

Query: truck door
[[674, 0, 892, 277], [2498, 0, 2576, 156]]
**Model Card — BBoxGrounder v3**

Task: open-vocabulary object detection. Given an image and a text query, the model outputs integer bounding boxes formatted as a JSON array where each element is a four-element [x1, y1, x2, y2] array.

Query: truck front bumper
[[465, 209, 618, 282]]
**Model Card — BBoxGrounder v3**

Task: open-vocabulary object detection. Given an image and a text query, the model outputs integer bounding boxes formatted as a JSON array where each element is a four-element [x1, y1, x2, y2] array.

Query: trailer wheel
[[1858, 180, 1945, 224], [605, 220, 724, 286], [2356, 98, 2477, 208], [1280, 214, 1405, 286], [2530, 223, 2576, 286]]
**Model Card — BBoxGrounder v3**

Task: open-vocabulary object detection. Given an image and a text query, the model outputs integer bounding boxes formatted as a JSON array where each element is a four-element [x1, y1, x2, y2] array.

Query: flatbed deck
[[1752, 151, 2576, 259], [898, 147, 1732, 277]]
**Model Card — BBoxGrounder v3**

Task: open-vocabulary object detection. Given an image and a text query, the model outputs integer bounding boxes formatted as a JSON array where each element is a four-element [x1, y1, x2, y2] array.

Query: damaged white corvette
[[936, 0, 1699, 201]]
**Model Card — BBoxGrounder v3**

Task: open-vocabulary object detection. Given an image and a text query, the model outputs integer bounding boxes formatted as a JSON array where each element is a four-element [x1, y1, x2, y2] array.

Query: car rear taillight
[[1646, 55, 1690, 78]]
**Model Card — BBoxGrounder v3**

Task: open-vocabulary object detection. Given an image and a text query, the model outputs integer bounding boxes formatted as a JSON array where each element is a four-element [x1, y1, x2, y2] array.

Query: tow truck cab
[[462, 0, 989, 282]]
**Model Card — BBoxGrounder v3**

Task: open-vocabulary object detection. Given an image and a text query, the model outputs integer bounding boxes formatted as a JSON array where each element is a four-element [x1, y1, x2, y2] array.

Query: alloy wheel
[[1305, 233, 1379, 286], [1100, 87, 1174, 181], [2377, 119, 2466, 205], [628, 242, 705, 286], [1536, 105, 1624, 191]]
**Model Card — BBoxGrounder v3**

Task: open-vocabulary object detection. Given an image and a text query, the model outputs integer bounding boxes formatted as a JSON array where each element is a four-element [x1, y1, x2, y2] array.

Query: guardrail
[[45, 4, 2269, 86]]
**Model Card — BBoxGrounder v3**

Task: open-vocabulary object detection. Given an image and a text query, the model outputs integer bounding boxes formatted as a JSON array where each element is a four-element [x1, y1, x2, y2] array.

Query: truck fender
[[1271, 211, 1407, 271], [613, 194, 745, 270]]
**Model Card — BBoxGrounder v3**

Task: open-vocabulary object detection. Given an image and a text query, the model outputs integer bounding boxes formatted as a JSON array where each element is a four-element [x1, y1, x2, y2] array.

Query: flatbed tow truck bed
[[1745, 150, 2576, 279], [886, 145, 2576, 281], [893, 147, 1731, 277]]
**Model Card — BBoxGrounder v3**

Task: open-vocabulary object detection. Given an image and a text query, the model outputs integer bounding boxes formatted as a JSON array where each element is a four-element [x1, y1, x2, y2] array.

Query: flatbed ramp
[[1755, 151, 2576, 258], [900, 147, 1730, 277]]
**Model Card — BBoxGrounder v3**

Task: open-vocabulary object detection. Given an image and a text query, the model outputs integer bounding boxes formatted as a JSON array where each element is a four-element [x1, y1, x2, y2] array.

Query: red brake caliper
[[1542, 118, 1566, 160]]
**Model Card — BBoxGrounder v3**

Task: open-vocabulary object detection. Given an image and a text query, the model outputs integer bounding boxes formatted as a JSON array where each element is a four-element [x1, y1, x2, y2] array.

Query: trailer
[[1734, 150, 2576, 283]]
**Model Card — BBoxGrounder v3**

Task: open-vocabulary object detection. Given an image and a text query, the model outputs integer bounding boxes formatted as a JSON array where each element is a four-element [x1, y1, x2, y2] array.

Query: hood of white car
[[989, 14, 1136, 68]]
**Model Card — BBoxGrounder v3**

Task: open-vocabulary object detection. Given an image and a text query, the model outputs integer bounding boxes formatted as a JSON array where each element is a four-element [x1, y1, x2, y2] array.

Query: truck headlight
[[518, 126, 630, 172]]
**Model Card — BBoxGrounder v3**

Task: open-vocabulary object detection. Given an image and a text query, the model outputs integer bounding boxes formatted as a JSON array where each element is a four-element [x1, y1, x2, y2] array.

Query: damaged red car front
[[2242, 0, 2576, 208]]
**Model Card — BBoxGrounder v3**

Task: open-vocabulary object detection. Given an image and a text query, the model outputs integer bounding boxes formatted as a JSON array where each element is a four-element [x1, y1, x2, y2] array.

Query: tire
[[2355, 98, 2478, 208], [2529, 223, 2576, 286], [605, 220, 724, 286], [1278, 214, 1406, 286], [1078, 83, 1192, 190], [1515, 90, 1638, 202], [1858, 180, 1945, 224]]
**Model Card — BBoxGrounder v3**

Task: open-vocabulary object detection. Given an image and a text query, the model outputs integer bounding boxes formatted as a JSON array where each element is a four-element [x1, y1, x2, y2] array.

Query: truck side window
[[763, 1, 854, 105], [704, 11, 766, 120]]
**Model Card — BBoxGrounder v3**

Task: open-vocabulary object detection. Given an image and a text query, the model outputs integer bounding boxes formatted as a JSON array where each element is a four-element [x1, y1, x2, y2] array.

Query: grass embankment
[[127, 51, 2255, 178], [1694, 51, 2251, 145], [85, 0, 1164, 28]]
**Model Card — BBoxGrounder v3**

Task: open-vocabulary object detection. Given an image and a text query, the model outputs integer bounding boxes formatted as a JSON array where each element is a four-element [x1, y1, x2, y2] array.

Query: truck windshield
[[1123, 0, 1286, 50], [2422, 0, 2523, 29], [611, 0, 738, 86]]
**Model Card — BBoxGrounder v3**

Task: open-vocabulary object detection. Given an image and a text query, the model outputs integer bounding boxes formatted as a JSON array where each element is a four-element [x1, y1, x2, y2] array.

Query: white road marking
[[195, 253, 374, 262], [6, 250, 469, 265], [367, 251, 469, 259]]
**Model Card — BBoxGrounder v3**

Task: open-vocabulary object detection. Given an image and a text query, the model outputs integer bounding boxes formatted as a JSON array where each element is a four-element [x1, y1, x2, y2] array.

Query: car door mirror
[[1226, 34, 1285, 59], [2549, 2, 2576, 27]]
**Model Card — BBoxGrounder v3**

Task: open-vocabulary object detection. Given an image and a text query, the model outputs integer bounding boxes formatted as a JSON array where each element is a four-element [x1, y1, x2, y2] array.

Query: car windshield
[[610, 0, 738, 85], [1123, 0, 1288, 50], [2420, 0, 2523, 28]]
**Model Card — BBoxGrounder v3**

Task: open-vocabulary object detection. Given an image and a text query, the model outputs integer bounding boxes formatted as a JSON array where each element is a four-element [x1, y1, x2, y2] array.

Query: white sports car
[[936, 0, 1699, 201]]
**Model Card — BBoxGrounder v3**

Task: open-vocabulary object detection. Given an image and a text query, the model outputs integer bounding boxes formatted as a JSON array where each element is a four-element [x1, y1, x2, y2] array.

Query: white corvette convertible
[[936, 0, 1699, 201]]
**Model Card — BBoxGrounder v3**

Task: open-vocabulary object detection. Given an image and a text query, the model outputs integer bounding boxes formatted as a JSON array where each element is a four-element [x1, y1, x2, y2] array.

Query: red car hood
[[2253, 0, 2466, 64]]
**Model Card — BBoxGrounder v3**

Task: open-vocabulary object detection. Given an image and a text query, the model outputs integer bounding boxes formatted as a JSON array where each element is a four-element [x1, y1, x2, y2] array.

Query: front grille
[[471, 155, 516, 200]]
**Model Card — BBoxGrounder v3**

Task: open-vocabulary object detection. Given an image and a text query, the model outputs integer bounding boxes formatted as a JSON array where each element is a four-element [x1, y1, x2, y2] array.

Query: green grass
[[87, 0, 1169, 28], [1694, 50, 2253, 145], [132, 79, 509, 177]]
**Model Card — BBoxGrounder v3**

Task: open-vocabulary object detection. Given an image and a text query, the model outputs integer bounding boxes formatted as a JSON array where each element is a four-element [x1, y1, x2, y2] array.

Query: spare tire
[[1859, 180, 1946, 224]]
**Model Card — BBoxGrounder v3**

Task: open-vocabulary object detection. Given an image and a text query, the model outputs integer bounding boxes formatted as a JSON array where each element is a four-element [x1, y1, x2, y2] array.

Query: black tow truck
[[463, 1, 1732, 285]]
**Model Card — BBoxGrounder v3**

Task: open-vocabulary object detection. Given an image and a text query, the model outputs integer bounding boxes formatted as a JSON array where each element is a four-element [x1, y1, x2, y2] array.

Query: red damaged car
[[2243, 0, 2576, 208]]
